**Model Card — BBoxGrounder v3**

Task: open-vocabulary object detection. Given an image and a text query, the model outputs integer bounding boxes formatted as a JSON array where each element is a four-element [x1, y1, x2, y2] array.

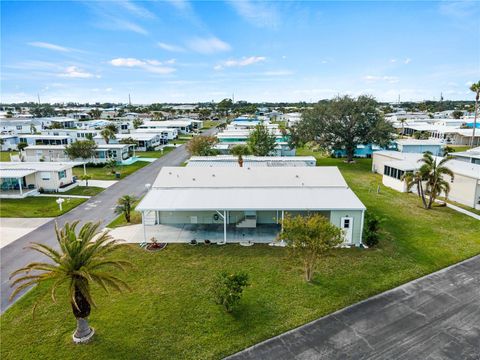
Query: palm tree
[[403, 152, 454, 209], [399, 118, 407, 137], [80, 174, 91, 187], [104, 159, 117, 175], [9, 221, 130, 343], [230, 144, 251, 167], [100, 128, 116, 144], [115, 195, 137, 222], [469, 81, 480, 148]]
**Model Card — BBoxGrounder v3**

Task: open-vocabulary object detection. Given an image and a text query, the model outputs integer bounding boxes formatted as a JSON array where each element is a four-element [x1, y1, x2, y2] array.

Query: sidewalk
[[78, 179, 118, 188]]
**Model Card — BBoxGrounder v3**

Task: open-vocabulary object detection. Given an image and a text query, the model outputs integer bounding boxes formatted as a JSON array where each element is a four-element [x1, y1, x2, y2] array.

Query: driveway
[[0, 218, 52, 249], [227, 255, 480, 360], [0, 128, 217, 312]]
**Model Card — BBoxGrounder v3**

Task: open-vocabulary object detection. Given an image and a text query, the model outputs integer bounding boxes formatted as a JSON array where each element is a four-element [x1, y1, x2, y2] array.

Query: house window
[[40, 172, 51, 180], [16, 125, 22, 130], [58, 170, 66, 179]]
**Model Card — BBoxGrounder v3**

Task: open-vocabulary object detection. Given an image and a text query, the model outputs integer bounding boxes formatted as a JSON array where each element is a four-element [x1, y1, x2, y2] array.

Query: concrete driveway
[[0, 218, 52, 249], [227, 255, 480, 360]]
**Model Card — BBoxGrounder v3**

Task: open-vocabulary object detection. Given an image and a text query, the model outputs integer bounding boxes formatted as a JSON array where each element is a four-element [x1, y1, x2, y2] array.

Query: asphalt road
[[0, 128, 216, 313], [227, 255, 480, 360]]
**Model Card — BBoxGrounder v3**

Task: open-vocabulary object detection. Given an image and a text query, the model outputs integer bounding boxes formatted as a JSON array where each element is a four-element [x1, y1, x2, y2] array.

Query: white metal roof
[[137, 187, 366, 211], [0, 161, 82, 172], [187, 156, 316, 168], [396, 139, 444, 146], [152, 166, 347, 188], [0, 168, 36, 178], [25, 145, 66, 150], [138, 166, 365, 212]]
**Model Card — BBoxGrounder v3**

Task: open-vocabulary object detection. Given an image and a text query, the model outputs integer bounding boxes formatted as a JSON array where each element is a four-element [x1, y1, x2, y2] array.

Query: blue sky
[[1, 0, 479, 104]]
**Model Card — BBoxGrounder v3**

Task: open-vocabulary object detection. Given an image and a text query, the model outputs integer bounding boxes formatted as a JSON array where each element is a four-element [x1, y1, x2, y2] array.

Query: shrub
[[212, 271, 249, 312], [363, 211, 381, 247]]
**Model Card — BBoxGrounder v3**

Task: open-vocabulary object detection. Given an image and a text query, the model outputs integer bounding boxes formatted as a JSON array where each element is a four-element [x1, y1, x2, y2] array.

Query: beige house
[[372, 151, 480, 210], [0, 162, 81, 198]]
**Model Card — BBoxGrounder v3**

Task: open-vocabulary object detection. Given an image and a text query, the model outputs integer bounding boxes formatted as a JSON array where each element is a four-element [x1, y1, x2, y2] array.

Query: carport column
[[142, 211, 146, 243], [223, 210, 227, 244], [18, 177, 23, 196], [281, 210, 284, 232]]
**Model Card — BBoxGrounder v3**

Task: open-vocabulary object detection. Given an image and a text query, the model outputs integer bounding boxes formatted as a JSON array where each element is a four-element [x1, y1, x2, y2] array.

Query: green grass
[[0, 151, 18, 161], [107, 200, 142, 228], [2, 154, 480, 359], [61, 186, 104, 197], [0, 196, 86, 218], [136, 147, 174, 158], [73, 161, 149, 180], [448, 145, 470, 152], [201, 120, 218, 129]]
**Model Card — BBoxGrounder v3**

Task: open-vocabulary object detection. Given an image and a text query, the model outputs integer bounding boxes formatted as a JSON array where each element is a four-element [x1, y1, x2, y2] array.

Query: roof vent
[[169, 172, 172, 175], [296, 174, 299, 178], [212, 174, 215, 177], [192, 178, 196, 181]]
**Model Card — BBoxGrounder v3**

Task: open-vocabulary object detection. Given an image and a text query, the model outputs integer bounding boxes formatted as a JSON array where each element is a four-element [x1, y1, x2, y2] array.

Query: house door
[[340, 217, 353, 244]]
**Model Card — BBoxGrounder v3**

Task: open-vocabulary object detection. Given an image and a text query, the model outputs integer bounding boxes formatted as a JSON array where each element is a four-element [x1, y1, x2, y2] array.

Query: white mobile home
[[18, 134, 73, 146], [372, 151, 480, 210], [137, 166, 366, 246], [0, 161, 81, 198], [187, 156, 317, 167], [138, 120, 194, 134], [0, 135, 19, 151]]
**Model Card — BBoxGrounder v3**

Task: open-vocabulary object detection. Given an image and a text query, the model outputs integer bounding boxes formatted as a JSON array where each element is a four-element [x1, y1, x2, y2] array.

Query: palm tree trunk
[[471, 95, 478, 148], [71, 286, 94, 343]]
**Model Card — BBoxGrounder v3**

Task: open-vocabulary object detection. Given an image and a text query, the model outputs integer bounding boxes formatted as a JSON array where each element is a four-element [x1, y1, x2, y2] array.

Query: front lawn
[[2, 156, 479, 359], [0, 196, 86, 218], [0, 151, 17, 161], [73, 161, 149, 180], [137, 147, 174, 158], [201, 120, 218, 129], [61, 186, 104, 197]]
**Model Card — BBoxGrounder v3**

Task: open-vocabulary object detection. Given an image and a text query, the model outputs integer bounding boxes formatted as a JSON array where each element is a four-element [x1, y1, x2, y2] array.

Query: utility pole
[[128, 94, 131, 106], [37, 93, 41, 105]]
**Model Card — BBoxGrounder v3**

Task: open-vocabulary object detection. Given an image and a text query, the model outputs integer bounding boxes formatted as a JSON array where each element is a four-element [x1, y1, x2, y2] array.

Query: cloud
[[186, 37, 231, 54], [157, 42, 186, 52], [404, 58, 412, 64], [165, 0, 191, 11], [109, 57, 176, 74], [28, 42, 72, 52], [117, 0, 156, 18], [390, 59, 397, 63], [214, 56, 266, 70], [83, 2, 149, 35], [228, 0, 280, 28], [59, 66, 95, 78], [363, 75, 399, 84]]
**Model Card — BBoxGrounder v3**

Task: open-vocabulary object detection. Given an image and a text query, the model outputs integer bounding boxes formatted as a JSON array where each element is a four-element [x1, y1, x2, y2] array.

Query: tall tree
[[186, 136, 218, 156], [100, 128, 116, 144], [65, 140, 97, 161], [293, 96, 394, 162], [104, 123, 118, 134], [9, 221, 130, 343], [230, 144, 251, 167], [403, 152, 454, 209], [247, 124, 277, 156], [89, 108, 102, 119], [217, 98, 233, 116], [133, 118, 143, 129], [281, 213, 343, 282], [469, 81, 480, 147]]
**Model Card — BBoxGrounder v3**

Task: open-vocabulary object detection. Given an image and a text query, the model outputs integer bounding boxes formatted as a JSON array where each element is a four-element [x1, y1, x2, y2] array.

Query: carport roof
[[137, 187, 366, 211]]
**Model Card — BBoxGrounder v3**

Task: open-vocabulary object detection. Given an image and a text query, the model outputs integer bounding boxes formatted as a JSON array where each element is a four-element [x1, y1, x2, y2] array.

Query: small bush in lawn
[[363, 211, 382, 247], [212, 271, 249, 313]]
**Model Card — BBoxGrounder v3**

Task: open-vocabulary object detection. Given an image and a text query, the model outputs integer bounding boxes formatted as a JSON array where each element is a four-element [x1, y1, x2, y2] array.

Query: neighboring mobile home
[[137, 166, 366, 245], [0, 161, 81, 198], [372, 151, 480, 210]]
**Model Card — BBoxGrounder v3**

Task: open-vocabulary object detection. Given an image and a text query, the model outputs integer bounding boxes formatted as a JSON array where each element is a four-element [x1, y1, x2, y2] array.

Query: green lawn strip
[[106, 199, 142, 228], [136, 147, 174, 158], [2, 154, 480, 359], [448, 145, 470, 152], [201, 120, 218, 129], [0, 151, 18, 161], [436, 196, 480, 216], [73, 161, 149, 180], [0, 196, 86, 218], [61, 186, 104, 197]]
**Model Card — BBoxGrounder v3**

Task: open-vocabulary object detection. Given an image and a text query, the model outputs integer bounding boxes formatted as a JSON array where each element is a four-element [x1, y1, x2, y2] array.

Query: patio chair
[[28, 184, 35, 190]]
